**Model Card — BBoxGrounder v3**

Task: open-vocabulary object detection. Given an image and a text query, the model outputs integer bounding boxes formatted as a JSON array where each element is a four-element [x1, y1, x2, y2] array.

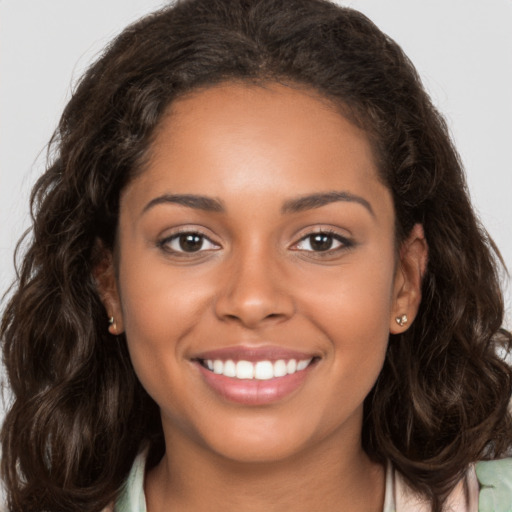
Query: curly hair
[[2, 0, 511, 511]]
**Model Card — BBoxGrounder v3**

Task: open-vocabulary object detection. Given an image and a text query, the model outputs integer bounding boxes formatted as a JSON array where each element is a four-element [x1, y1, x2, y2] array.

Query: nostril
[[213, 284, 296, 328]]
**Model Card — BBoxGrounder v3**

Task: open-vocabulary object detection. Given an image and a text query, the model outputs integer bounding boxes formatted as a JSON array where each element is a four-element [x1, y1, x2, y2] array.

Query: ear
[[92, 244, 124, 335], [389, 223, 428, 334]]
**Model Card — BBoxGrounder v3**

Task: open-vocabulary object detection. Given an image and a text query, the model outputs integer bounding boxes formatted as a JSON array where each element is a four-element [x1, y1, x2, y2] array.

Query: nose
[[214, 247, 295, 329]]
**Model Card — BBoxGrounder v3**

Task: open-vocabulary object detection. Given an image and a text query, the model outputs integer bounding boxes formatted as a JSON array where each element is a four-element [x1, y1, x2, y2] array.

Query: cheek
[[116, 250, 213, 391], [297, 250, 396, 338], [119, 236, 214, 329], [295, 251, 396, 397]]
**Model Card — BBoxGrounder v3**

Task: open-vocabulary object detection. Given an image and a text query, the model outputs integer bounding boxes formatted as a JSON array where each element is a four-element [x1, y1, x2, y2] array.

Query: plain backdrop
[[0, 0, 511, 441]]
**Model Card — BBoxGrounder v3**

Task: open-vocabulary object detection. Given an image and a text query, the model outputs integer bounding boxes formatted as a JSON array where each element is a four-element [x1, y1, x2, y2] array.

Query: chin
[[207, 433, 311, 465], [189, 410, 341, 466]]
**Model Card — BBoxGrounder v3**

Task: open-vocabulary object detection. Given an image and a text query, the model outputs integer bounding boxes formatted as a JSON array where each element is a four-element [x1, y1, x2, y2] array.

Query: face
[[99, 82, 426, 464]]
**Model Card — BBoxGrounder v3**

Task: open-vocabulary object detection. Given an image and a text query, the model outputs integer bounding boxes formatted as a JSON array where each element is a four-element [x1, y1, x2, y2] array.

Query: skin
[[97, 82, 427, 512]]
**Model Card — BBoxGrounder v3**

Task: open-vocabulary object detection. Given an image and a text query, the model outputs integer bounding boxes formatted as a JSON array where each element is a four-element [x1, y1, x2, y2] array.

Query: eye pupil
[[179, 234, 203, 252], [310, 234, 333, 251]]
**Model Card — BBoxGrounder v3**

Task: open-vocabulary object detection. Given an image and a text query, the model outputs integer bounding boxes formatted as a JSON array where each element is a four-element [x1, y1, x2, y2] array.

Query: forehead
[[156, 83, 376, 170], [123, 82, 389, 217]]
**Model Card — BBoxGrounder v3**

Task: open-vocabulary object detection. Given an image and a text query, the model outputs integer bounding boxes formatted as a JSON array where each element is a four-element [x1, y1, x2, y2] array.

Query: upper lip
[[192, 345, 319, 362]]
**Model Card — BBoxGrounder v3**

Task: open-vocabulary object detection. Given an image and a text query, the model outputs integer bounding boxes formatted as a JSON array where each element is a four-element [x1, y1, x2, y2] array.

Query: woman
[[1, 0, 511, 510]]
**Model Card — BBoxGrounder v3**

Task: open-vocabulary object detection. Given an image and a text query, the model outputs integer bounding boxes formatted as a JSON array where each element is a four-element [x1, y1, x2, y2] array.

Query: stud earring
[[108, 316, 117, 335], [395, 314, 408, 327]]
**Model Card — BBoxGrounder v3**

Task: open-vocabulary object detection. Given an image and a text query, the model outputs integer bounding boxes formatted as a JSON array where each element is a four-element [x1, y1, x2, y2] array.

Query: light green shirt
[[114, 451, 147, 512], [113, 453, 512, 512]]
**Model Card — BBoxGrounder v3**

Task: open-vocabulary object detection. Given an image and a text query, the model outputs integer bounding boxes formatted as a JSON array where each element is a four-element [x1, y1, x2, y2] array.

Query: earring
[[108, 316, 117, 335], [395, 314, 408, 327]]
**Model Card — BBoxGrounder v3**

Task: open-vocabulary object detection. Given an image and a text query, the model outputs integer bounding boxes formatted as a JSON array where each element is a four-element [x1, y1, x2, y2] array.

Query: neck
[[145, 426, 385, 512]]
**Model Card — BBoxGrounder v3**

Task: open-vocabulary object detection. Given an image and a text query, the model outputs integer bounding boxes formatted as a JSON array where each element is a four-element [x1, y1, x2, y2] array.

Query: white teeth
[[286, 359, 297, 374], [273, 359, 287, 377], [297, 359, 309, 371], [223, 359, 236, 377], [213, 360, 223, 374], [236, 360, 254, 379], [203, 357, 313, 380], [254, 361, 274, 380]]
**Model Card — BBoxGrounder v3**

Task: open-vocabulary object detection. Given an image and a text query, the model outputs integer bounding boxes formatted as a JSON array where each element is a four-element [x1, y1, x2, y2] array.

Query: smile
[[192, 347, 320, 405], [200, 358, 313, 380]]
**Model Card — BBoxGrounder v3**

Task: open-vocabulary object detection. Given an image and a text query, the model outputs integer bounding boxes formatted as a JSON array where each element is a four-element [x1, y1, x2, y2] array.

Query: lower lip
[[195, 362, 315, 405]]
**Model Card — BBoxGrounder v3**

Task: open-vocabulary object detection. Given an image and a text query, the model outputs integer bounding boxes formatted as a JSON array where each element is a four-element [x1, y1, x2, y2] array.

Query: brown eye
[[294, 231, 351, 253], [178, 233, 204, 252], [309, 233, 334, 251], [160, 232, 219, 254]]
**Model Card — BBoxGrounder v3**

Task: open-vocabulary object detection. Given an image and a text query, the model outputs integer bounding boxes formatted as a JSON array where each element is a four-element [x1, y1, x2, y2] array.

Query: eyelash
[[156, 228, 354, 256], [292, 229, 354, 255], [157, 229, 220, 255]]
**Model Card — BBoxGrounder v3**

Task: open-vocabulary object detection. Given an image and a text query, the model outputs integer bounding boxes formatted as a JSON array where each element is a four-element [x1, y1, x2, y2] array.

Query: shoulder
[[475, 458, 512, 512], [393, 458, 512, 512], [110, 455, 512, 512]]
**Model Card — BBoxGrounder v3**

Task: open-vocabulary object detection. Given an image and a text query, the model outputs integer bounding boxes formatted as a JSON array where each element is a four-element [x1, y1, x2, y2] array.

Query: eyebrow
[[141, 190, 374, 217], [142, 194, 225, 215], [281, 191, 375, 217]]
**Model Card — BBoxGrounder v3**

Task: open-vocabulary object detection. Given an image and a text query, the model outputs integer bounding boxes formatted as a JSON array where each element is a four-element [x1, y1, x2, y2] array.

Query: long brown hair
[[2, 1, 511, 511]]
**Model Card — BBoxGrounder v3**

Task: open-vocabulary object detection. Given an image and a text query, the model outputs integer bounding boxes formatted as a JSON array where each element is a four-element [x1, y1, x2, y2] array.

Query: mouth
[[191, 347, 320, 405], [196, 357, 316, 380]]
